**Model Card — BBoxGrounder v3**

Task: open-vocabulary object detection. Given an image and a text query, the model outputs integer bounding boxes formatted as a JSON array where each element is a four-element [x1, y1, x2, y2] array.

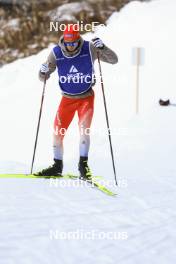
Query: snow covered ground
[[0, 0, 176, 263]]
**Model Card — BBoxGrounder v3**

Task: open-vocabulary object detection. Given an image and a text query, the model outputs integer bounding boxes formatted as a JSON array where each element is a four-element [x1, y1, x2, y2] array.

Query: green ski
[[0, 174, 76, 179], [66, 174, 117, 196]]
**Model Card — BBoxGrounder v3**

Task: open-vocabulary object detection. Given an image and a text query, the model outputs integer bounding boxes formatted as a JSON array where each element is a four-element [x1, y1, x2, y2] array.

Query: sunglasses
[[64, 41, 79, 47]]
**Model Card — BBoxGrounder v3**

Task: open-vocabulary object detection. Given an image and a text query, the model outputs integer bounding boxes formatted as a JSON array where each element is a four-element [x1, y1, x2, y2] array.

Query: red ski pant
[[53, 93, 94, 160]]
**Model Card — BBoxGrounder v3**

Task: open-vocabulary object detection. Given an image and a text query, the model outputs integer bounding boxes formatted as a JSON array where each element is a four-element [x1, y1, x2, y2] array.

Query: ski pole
[[30, 75, 47, 174], [97, 52, 118, 186]]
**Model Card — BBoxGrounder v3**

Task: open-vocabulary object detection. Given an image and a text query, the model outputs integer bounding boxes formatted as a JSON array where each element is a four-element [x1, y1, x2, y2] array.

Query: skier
[[35, 24, 118, 179]]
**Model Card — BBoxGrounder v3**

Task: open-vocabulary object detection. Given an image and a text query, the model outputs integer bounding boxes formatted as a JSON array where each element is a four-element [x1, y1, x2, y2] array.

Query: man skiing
[[35, 24, 118, 179]]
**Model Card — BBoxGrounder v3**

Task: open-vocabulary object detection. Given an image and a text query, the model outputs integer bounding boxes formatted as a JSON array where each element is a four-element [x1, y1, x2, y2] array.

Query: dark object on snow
[[159, 99, 170, 106]]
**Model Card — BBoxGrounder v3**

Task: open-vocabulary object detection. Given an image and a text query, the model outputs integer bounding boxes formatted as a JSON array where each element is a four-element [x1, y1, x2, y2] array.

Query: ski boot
[[78, 156, 92, 180], [34, 159, 63, 177]]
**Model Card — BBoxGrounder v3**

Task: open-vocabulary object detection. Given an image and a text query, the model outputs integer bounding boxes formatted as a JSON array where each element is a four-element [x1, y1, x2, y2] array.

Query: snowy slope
[[1, 0, 176, 263]]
